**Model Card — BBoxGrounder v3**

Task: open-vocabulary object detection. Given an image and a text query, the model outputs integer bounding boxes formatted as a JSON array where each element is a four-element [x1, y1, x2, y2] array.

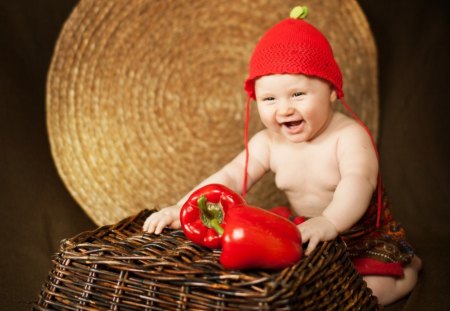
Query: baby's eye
[[292, 92, 305, 98], [263, 97, 275, 102]]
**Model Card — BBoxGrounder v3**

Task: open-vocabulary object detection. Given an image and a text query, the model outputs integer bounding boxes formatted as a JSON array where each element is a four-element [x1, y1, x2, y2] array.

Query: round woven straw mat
[[47, 0, 378, 225]]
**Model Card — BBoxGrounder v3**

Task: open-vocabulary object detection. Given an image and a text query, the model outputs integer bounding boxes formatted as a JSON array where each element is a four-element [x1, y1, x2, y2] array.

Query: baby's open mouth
[[282, 120, 303, 129]]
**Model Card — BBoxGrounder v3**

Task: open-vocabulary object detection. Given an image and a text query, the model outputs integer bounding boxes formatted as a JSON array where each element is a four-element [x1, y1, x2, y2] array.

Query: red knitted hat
[[244, 6, 344, 99]]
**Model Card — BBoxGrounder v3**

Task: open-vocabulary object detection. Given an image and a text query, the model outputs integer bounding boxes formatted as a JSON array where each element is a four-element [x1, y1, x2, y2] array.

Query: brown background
[[0, 0, 449, 310]]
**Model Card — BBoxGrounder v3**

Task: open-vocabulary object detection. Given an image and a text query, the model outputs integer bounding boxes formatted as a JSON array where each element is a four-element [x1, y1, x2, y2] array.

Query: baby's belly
[[285, 190, 333, 218]]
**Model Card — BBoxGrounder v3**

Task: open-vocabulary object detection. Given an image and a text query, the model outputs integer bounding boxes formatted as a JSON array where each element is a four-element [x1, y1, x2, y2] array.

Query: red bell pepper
[[220, 205, 303, 270], [180, 184, 244, 249]]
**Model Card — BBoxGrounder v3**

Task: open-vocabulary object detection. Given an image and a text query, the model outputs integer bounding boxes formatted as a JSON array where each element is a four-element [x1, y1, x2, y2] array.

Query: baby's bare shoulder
[[333, 113, 372, 143], [248, 130, 273, 166], [333, 114, 378, 176], [249, 129, 272, 147]]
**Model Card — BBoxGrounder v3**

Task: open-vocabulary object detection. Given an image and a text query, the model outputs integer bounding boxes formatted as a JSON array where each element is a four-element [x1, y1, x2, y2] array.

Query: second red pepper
[[219, 205, 303, 270]]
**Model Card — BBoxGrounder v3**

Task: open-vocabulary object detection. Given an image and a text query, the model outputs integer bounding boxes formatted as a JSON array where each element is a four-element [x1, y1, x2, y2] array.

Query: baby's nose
[[277, 101, 295, 115]]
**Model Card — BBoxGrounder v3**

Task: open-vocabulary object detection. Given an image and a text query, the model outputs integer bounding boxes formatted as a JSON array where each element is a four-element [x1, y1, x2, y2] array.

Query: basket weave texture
[[35, 210, 380, 310]]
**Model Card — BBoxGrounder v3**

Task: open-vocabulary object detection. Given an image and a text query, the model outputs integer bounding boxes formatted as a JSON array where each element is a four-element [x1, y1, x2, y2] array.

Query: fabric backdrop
[[0, 0, 448, 310]]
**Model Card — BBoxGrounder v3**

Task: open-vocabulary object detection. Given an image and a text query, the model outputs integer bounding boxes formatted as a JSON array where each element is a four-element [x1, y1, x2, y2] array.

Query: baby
[[143, 7, 421, 306]]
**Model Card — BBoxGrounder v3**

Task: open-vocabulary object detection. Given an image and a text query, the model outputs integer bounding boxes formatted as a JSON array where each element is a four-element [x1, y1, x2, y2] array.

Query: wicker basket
[[34, 210, 379, 310]]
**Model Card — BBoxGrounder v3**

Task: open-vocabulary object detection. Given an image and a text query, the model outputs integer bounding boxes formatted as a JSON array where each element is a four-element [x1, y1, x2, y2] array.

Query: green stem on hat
[[290, 6, 309, 19]]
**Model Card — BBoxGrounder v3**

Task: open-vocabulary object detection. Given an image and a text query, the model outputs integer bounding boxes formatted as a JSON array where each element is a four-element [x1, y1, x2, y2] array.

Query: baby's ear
[[329, 88, 338, 102]]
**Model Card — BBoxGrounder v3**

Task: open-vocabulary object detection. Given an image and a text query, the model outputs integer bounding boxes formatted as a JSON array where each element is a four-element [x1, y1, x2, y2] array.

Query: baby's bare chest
[[270, 143, 340, 193]]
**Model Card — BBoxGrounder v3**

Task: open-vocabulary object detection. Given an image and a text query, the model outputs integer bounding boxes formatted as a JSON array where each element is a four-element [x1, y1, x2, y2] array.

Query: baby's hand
[[143, 205, 181, 234], [298, 215, 338, 256]]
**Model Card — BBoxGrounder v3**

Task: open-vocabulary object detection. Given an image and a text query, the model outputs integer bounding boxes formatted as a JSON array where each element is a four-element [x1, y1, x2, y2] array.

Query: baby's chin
[[279, 125, 311, 143], [279, 131, 309, 143]]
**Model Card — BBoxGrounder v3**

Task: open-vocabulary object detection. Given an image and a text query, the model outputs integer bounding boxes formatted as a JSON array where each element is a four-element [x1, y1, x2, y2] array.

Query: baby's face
[[255, 74, 337, 143]]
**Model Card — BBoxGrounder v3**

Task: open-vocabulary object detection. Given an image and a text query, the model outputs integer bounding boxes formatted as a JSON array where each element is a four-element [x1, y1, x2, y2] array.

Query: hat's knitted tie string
[[242, 96, 251, 198], [242, 96, 382, 228], [340, 98, 382, 228]]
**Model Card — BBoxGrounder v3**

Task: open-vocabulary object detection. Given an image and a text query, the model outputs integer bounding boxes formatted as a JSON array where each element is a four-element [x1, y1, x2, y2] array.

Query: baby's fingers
[[142, 206, 181, 234], [143, 214, 158, 233], [298, 225, 319, 256], [154, 218, 180, 234], [154, 218, 172, 235], [304, 236, 319, 256], [143, 212, 167, 233]]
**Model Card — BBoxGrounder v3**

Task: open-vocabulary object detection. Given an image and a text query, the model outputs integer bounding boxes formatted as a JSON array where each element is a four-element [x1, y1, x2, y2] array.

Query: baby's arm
[[300, 124, 378, 255], [143, 130, 271, 234]]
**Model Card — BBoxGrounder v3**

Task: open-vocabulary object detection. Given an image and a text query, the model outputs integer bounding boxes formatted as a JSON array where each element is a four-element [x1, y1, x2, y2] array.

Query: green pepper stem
[[210, 218, 224, 236], [198, 195, 224, 236], [198, 196, 211, 217]]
